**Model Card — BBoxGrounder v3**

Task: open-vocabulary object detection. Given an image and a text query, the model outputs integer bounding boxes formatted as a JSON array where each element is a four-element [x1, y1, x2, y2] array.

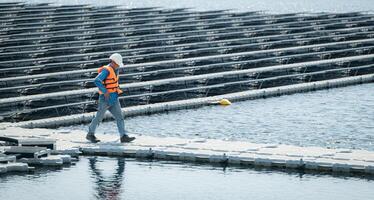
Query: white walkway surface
[[1, 123, 374, 174]]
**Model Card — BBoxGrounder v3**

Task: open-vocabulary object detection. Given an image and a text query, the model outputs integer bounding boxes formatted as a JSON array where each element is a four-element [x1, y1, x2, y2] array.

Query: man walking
[[86, 53, 135, 143]]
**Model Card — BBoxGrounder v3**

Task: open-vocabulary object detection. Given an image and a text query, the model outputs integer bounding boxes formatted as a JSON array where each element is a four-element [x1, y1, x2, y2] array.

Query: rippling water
[[0, 157, 373, 200], [69, 83, 374, 151]]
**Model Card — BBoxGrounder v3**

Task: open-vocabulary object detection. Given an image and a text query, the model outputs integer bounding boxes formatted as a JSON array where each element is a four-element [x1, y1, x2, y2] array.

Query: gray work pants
[[88, 95, 126, 137]]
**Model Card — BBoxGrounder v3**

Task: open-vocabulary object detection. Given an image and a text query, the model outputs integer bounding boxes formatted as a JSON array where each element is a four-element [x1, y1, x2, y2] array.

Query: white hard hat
[[109, 53, 124, 68]]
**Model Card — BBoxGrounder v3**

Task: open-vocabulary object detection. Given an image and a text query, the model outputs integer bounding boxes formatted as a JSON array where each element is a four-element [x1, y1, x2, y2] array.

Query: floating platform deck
[[0, 136, 56, 149], [1, 125, 374, 176]]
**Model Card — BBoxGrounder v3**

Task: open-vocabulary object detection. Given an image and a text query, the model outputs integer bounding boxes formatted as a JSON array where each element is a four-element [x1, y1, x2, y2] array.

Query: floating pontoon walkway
[[1, 125, 374, 175], [0, 2, 373, 127]]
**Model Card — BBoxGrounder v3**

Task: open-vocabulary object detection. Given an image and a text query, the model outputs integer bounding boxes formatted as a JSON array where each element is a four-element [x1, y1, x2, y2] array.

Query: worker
[[86, 53, 135, 143]]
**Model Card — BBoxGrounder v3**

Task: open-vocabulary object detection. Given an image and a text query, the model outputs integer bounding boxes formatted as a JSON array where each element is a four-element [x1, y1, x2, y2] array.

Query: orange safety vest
[[97, 65, 123, 95]]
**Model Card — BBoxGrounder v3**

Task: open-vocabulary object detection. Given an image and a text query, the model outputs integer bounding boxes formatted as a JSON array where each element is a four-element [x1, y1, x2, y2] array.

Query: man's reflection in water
[[89, 157, 126, 200]]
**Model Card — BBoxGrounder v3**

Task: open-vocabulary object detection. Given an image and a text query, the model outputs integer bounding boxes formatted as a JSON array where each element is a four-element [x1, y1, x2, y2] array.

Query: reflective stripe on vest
[[97, 65, 123, 95]]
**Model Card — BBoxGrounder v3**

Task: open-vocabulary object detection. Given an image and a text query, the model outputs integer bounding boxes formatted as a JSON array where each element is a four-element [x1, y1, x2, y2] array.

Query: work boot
[[120, 135, 135, 143], [86, 134, 100, 143]]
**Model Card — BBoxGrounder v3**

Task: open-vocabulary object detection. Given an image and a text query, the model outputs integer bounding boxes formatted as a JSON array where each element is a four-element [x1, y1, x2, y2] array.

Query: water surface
[[69, 83, 374, 151], [1, 157, 373, 200]]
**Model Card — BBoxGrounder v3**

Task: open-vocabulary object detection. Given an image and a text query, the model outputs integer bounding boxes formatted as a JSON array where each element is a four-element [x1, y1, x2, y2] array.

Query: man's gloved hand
[[104, 91, 110, 101]]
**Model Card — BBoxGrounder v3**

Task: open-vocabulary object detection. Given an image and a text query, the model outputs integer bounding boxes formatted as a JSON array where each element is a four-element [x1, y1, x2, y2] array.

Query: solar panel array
[[1, 2, 373, 124]]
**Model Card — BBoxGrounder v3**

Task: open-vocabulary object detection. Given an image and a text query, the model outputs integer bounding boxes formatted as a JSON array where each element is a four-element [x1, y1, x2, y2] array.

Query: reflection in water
[[1, 157, 374, 200], [89, 157, 126, 200]]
